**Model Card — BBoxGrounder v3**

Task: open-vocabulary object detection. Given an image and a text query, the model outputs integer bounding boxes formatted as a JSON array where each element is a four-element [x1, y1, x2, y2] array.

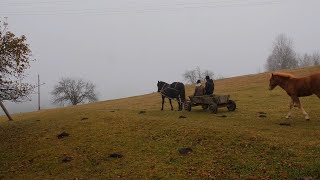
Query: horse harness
[[159, 82, 184, 104], [160, 82, 179, 93]]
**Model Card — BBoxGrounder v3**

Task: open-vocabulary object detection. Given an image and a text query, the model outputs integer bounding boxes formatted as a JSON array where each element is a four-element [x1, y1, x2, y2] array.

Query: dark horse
[[157, 81, 186, 111], [269, 72, 320, 120]]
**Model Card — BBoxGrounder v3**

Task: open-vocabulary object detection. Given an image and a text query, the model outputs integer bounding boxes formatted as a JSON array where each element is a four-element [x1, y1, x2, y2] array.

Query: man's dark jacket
[[205, 79, 214, 95]]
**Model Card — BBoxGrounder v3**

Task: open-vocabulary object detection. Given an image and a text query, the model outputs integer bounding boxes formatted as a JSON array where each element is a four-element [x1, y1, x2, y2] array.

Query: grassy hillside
[[1, 66, 320, 179]]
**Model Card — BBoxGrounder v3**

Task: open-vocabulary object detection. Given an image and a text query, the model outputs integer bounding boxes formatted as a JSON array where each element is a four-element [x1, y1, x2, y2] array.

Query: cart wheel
[[184, 102, 192, 112], [202, 105, 208, 110], [227, 100, 236, 111], [209, 103, 218, 114]]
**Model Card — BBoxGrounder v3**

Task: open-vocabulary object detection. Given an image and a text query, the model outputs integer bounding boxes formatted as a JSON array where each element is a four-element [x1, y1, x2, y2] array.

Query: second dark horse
[[157, 81, 186, 111]]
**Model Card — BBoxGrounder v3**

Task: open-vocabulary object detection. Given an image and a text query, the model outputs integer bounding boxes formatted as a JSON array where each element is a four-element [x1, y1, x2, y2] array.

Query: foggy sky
[[1, 0, 320, 114]]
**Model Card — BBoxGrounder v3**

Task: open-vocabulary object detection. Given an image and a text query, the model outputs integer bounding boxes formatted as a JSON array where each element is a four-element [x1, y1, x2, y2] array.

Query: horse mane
[[273, 72, 296, 78]]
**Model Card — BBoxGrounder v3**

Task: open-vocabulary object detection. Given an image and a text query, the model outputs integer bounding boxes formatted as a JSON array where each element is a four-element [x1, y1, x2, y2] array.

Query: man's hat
[[197, 80, 201, 83], [205, 75, 210, 80]]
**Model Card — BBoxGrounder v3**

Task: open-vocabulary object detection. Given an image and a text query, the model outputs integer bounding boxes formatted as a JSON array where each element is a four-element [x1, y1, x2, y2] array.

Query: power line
[[0, 0, 280, 16], [0, 0, 268, 6], [0, 0, 73, 6]]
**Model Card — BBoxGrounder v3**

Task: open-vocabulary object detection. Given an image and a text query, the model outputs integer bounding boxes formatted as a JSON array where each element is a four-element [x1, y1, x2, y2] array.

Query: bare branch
[[51, 77, 98, 106], [183, 67, 216, 84]]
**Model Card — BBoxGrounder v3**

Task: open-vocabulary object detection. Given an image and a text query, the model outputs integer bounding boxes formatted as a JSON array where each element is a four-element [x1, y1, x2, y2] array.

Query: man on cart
[[204, 75, 214, 96], [193, 80, 205, 96]]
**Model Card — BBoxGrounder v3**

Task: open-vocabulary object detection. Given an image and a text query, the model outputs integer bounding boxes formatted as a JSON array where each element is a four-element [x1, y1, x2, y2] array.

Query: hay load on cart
[[184, 95, 236, 114]]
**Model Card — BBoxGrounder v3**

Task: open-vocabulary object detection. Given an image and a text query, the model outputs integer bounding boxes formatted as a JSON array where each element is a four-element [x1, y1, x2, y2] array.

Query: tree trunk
[[0, 101, 13, 121]]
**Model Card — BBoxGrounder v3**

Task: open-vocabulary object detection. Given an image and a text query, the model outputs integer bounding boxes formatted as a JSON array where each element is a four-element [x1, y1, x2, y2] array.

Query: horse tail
[[180, 84, 186, 103]]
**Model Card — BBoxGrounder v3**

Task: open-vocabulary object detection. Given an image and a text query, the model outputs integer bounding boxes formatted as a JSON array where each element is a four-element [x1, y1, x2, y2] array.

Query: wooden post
[[0, 100, 13, 121]]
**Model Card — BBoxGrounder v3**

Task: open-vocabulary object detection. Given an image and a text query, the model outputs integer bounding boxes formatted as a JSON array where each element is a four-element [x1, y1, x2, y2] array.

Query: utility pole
[[36, 74, 45, 111], [38, 74, 40, 110]]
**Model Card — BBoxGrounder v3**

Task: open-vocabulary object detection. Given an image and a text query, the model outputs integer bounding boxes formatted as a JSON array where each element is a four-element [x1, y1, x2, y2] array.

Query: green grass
[[1, 66, 320, 179]]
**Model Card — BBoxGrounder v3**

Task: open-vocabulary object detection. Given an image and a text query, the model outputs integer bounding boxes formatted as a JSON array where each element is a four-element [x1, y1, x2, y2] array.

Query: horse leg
[[161, 96, 165, 111], [169, 99, 173, 111], [295, 97, 310, 120], [176, 97, 182, 111], [286, 98, 294, 119]]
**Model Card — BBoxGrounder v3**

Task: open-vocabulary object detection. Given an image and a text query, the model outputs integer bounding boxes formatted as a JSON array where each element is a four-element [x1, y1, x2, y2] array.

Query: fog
[[1, 0, 320, 115]]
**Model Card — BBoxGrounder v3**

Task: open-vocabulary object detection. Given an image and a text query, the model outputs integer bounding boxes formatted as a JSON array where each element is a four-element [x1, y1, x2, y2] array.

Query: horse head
[[269, 73, 278, 90], [157, 81, 166, 92], [269, 72, 295, 90]]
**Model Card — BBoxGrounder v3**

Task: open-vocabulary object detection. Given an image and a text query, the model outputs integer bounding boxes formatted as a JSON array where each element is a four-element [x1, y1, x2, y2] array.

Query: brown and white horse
[[269, 72, 320, 120]]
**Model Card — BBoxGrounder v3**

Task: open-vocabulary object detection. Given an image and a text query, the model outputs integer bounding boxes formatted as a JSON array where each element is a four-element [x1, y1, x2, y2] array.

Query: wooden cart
[[184, 95, 236, 114]]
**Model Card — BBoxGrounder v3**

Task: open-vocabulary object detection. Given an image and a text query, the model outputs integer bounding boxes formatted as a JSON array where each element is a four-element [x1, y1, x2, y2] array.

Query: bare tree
[[265, 34, 298, 71], [311, 51, 320, 66], [183, 69, 197, 84], [0, 18, 33, 121], [298, 53, 313, 67], [215, 74, 225, 80], [52, 78, 98, 106], [297, 51, 320, 67], [201, 69, 215, 79], [183, 67, 215, 84]]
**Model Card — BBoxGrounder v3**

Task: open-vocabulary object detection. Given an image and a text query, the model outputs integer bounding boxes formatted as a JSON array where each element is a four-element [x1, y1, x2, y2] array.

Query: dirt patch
[[139, 111, 146, 114], [28, 158, 34, 164], [81, 117, 89, 120], [258, 112, 267, 118], [57, 132, 70, 139], [218, 115, 227, 118], [109, 153, 123, 158], [179, 116, 187, 119], [62, 156, 73, 163], [279, 122, 291, 126], [179, 147, 193, 155]]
